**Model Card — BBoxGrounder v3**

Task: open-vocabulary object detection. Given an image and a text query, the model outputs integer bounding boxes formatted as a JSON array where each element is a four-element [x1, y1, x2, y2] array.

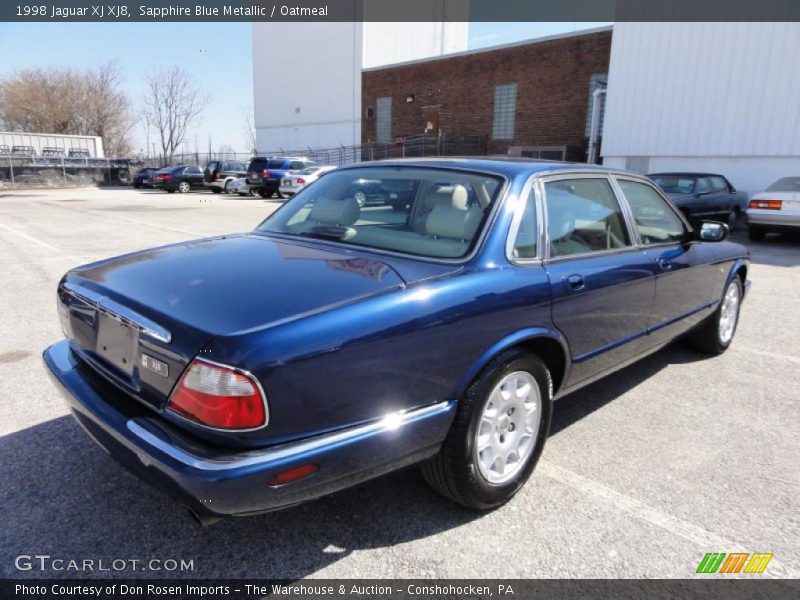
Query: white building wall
[[362, 22, 468, 69], [603, 22, 800, 195], [252, 22, 363, 153], [252, 21, 467, 153]]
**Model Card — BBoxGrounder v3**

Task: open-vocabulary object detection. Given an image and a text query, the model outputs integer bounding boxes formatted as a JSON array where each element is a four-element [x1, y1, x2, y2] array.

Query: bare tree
[[0, 62, 134, 155], [241, 105, 257, 155], [143, 67, 209, 164]]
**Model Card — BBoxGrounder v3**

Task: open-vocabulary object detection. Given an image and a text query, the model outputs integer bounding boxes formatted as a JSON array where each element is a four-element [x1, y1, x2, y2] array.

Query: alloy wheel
[[475, 371, 541, 484]]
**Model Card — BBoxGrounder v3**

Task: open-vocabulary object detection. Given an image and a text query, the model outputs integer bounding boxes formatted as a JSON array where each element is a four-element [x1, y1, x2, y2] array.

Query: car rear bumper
[[43, 340, 453, 518], [746, 209, 800, 229]]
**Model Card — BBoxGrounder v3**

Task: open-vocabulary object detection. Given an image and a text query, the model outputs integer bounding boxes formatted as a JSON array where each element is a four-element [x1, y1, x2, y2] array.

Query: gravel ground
[[0, 186, 798, 579]]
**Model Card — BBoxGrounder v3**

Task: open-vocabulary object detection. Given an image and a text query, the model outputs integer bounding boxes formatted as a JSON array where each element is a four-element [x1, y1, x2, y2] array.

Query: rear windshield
[[650, 175, 696, 194], [268, 159, 287, 169], [257, 167, 503, 259], [222, 161, 247, 171], [766, 177, 800, 192]]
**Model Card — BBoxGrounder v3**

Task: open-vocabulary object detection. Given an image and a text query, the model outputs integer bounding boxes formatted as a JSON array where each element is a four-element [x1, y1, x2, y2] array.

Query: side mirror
[[696, 221, 728, 242], [729, 186, 737, 193]]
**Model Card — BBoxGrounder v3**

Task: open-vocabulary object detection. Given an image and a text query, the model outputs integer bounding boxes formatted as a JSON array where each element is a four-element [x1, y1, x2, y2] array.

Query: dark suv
[[246, 156, 318, 199], [204, 160, 248, 194]]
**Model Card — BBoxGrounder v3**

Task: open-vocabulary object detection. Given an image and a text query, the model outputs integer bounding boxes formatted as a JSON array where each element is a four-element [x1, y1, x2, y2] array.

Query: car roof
[[333, 156, 618, 178]]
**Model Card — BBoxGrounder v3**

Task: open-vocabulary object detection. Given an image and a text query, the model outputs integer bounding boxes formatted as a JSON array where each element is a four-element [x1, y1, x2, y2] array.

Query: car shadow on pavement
[[0, 414, 481, 580], [550, 343, 708, 436]]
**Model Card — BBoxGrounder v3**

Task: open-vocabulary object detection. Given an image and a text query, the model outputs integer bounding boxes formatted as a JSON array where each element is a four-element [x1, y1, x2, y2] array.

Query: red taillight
[[268, 464, 319, 486], [162, 174, 172, 181], [296, 178, 305, 184], [167, 360, 266, 430], [262, 168, 270, 178], [749, 199, 782, 210], [215, 173, 222, 181]]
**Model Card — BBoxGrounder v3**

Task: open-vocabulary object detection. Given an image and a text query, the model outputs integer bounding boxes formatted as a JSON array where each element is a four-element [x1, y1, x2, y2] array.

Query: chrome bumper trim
[[127, 400, 453, 472]]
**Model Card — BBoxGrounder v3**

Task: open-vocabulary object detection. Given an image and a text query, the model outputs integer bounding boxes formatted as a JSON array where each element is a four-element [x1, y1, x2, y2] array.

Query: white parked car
[[746, 176, 800, 241], [279, 165, 337, 197], [227, 177, 255, 197]]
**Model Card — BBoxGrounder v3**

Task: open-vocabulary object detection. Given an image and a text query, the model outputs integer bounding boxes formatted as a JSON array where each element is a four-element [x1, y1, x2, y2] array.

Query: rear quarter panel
[[207, 266, 555, 447]]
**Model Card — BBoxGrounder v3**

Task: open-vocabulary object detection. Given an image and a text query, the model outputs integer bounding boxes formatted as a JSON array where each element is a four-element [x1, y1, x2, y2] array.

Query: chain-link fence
[[1, 134, 489, 189], [137, 134, 488, 170], [0, 153, 135, 188]]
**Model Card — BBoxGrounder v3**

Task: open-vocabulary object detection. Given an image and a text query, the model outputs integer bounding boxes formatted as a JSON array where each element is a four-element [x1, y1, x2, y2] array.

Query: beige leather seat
[[425, 185, 483, 242], [413, 185, 457, 233]]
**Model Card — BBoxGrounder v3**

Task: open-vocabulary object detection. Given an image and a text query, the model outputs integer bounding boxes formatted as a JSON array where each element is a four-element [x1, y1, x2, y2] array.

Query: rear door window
[[268, 159, 286, 169], [544, 178, 631, 258]]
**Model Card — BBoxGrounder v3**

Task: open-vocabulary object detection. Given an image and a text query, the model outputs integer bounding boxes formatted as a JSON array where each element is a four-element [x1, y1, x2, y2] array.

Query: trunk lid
[[59, 233, 415, 409]]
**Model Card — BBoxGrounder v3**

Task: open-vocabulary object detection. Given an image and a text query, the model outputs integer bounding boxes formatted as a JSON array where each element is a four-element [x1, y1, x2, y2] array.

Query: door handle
[[564, 274, 585, 291], [656, 257, 672, 271]]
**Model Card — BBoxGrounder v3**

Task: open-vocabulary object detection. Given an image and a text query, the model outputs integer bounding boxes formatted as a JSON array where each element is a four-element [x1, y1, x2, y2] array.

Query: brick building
[[361, 27, 612, 160]]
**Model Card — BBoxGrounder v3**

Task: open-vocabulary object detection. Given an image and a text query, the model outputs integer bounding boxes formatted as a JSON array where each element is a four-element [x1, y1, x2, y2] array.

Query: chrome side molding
[[61, 281, 172, 344]]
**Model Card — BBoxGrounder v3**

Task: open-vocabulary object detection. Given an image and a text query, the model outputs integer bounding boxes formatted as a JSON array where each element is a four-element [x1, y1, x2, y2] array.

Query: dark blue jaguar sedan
[[44, 158, 750, 521]]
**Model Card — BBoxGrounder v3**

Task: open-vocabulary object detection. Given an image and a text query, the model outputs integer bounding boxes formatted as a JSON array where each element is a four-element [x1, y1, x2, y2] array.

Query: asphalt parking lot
[[0, 186, 798, 579]]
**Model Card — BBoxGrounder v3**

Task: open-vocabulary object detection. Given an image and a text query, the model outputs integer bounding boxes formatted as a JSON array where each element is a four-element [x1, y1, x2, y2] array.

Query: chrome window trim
[[536, 172, 637, 261], [255, 165, 511, 266], [165, 356, 270, 432], [505, 172, 545, 264], [61, 282, 172, 344], [610, 174, 694, 245], [129, 400, 453, 471]]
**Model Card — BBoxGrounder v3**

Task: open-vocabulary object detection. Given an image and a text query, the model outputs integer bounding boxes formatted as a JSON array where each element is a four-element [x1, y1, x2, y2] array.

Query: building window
[[376, 97, 392, 144], [492, 83, 517, 141]]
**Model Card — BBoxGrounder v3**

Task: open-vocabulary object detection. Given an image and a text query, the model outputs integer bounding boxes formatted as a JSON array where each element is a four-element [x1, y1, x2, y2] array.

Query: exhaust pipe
[[187, 507, 222, 527]]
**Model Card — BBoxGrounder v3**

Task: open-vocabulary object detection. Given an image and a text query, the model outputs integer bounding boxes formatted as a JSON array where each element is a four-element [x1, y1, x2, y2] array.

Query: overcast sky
[[0, 22, 609, 155]]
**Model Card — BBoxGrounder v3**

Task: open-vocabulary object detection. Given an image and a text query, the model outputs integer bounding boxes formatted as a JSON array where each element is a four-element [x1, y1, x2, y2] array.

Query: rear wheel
[[748, 226, 767, 241], [275, 190, 284, 200], [686, 276, 742, 355], [210, 187, 223, 194], [166, 189, 175, 194], [422, 350, 552, 509], [258, 189, 273, 199], [727, 209, 738, 232], [223, 180, 232, 194]]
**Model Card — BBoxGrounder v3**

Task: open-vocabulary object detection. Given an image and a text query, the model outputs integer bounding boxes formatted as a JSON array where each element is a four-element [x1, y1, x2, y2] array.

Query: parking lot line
[[0, 221, 66, 254], [537, 461, 800, 578]]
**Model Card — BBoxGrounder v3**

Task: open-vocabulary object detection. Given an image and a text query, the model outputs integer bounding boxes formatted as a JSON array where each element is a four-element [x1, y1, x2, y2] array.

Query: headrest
[[451, 184, 469, 210], [426, 204, 483, 240], [309, 196, 360, 226], [423, 187, 452, 210]]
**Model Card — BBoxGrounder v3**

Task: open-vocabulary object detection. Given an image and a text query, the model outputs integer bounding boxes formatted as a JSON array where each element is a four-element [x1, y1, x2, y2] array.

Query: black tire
[[258, 189, 273, 199], [223, 180, 232, 194], [275, 190, 284, 199], [685, 276, 743, 355], [421, 349, 552, 510], [177, 181, 190, 194], [210, 187, 223, 194], [166, 189, 175, 194], [748, 226, 766, 241], [133, 183, 141, 189], [727, 209, 738, 232]]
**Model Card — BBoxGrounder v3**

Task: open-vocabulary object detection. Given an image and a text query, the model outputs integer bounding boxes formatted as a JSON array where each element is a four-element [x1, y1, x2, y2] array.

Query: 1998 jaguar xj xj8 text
[[43, 159, 750, 520]]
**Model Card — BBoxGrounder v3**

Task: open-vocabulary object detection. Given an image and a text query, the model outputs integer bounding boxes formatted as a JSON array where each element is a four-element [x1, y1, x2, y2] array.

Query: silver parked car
[[279, 165, 337, 198], [227, 177, 255, 197], [746, 176, 800, 240]]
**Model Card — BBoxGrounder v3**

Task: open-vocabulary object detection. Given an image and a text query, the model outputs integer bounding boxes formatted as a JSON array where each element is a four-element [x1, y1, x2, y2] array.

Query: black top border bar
[[3, 0, 800, 23]]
